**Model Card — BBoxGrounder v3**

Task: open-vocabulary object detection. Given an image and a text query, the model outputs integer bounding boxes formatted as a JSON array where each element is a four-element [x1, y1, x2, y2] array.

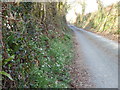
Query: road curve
[[70, 25, 118, 88]]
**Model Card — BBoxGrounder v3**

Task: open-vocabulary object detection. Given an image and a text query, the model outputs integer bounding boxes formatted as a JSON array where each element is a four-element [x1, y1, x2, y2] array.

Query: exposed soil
[[84, 28, 119, 43], [93, 31, 119, 43], [69, 32, 95, 88]]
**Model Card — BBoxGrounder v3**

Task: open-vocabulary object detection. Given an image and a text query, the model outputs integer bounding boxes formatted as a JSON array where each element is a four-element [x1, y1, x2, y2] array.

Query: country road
[[69, 25, 118, 88]]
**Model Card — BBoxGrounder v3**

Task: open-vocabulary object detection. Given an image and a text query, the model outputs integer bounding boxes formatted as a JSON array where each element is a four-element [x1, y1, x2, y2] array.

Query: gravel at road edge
[[69, 32, 95, 88]]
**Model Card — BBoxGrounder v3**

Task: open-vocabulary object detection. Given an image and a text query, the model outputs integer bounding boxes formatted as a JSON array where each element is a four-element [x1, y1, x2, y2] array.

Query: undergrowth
[[1, 2, 73, 88], [27, 32, 73, 88], [18, 31, 73, 88], [2, 27, 73, 88]]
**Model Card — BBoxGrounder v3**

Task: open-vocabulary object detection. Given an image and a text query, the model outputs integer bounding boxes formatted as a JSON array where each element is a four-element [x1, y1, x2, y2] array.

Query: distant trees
[[74, 0, 86, 27], [74, 0, 119, 34]]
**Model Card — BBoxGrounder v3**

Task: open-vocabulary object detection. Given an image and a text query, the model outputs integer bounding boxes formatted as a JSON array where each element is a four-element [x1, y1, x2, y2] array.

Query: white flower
[[56, 64, 60, 67], [40, 48, 43, 50], [4, 23, 6, 26], [7, 25, 11, 29]]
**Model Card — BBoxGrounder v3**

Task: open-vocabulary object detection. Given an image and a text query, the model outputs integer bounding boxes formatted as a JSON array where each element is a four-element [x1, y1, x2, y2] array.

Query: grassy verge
[[28, 31, 73, 88], [14, 29, 74, 88]]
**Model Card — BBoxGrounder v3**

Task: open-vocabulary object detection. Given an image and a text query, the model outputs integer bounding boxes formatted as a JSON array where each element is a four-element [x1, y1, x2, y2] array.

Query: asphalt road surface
[[70, 25, 118, 88]]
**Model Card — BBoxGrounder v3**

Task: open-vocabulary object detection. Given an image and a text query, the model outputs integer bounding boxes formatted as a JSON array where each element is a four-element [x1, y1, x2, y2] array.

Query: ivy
[[1, 2, 73, 88]]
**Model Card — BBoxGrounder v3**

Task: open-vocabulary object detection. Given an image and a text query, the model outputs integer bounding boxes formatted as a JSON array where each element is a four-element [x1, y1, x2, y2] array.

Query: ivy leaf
[[0, 71, 14, 81], [3, 55, 15, 65]]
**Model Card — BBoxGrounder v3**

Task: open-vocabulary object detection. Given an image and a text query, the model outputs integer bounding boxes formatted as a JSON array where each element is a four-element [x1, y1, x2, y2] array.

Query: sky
[[66, 0, 119, 23]]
